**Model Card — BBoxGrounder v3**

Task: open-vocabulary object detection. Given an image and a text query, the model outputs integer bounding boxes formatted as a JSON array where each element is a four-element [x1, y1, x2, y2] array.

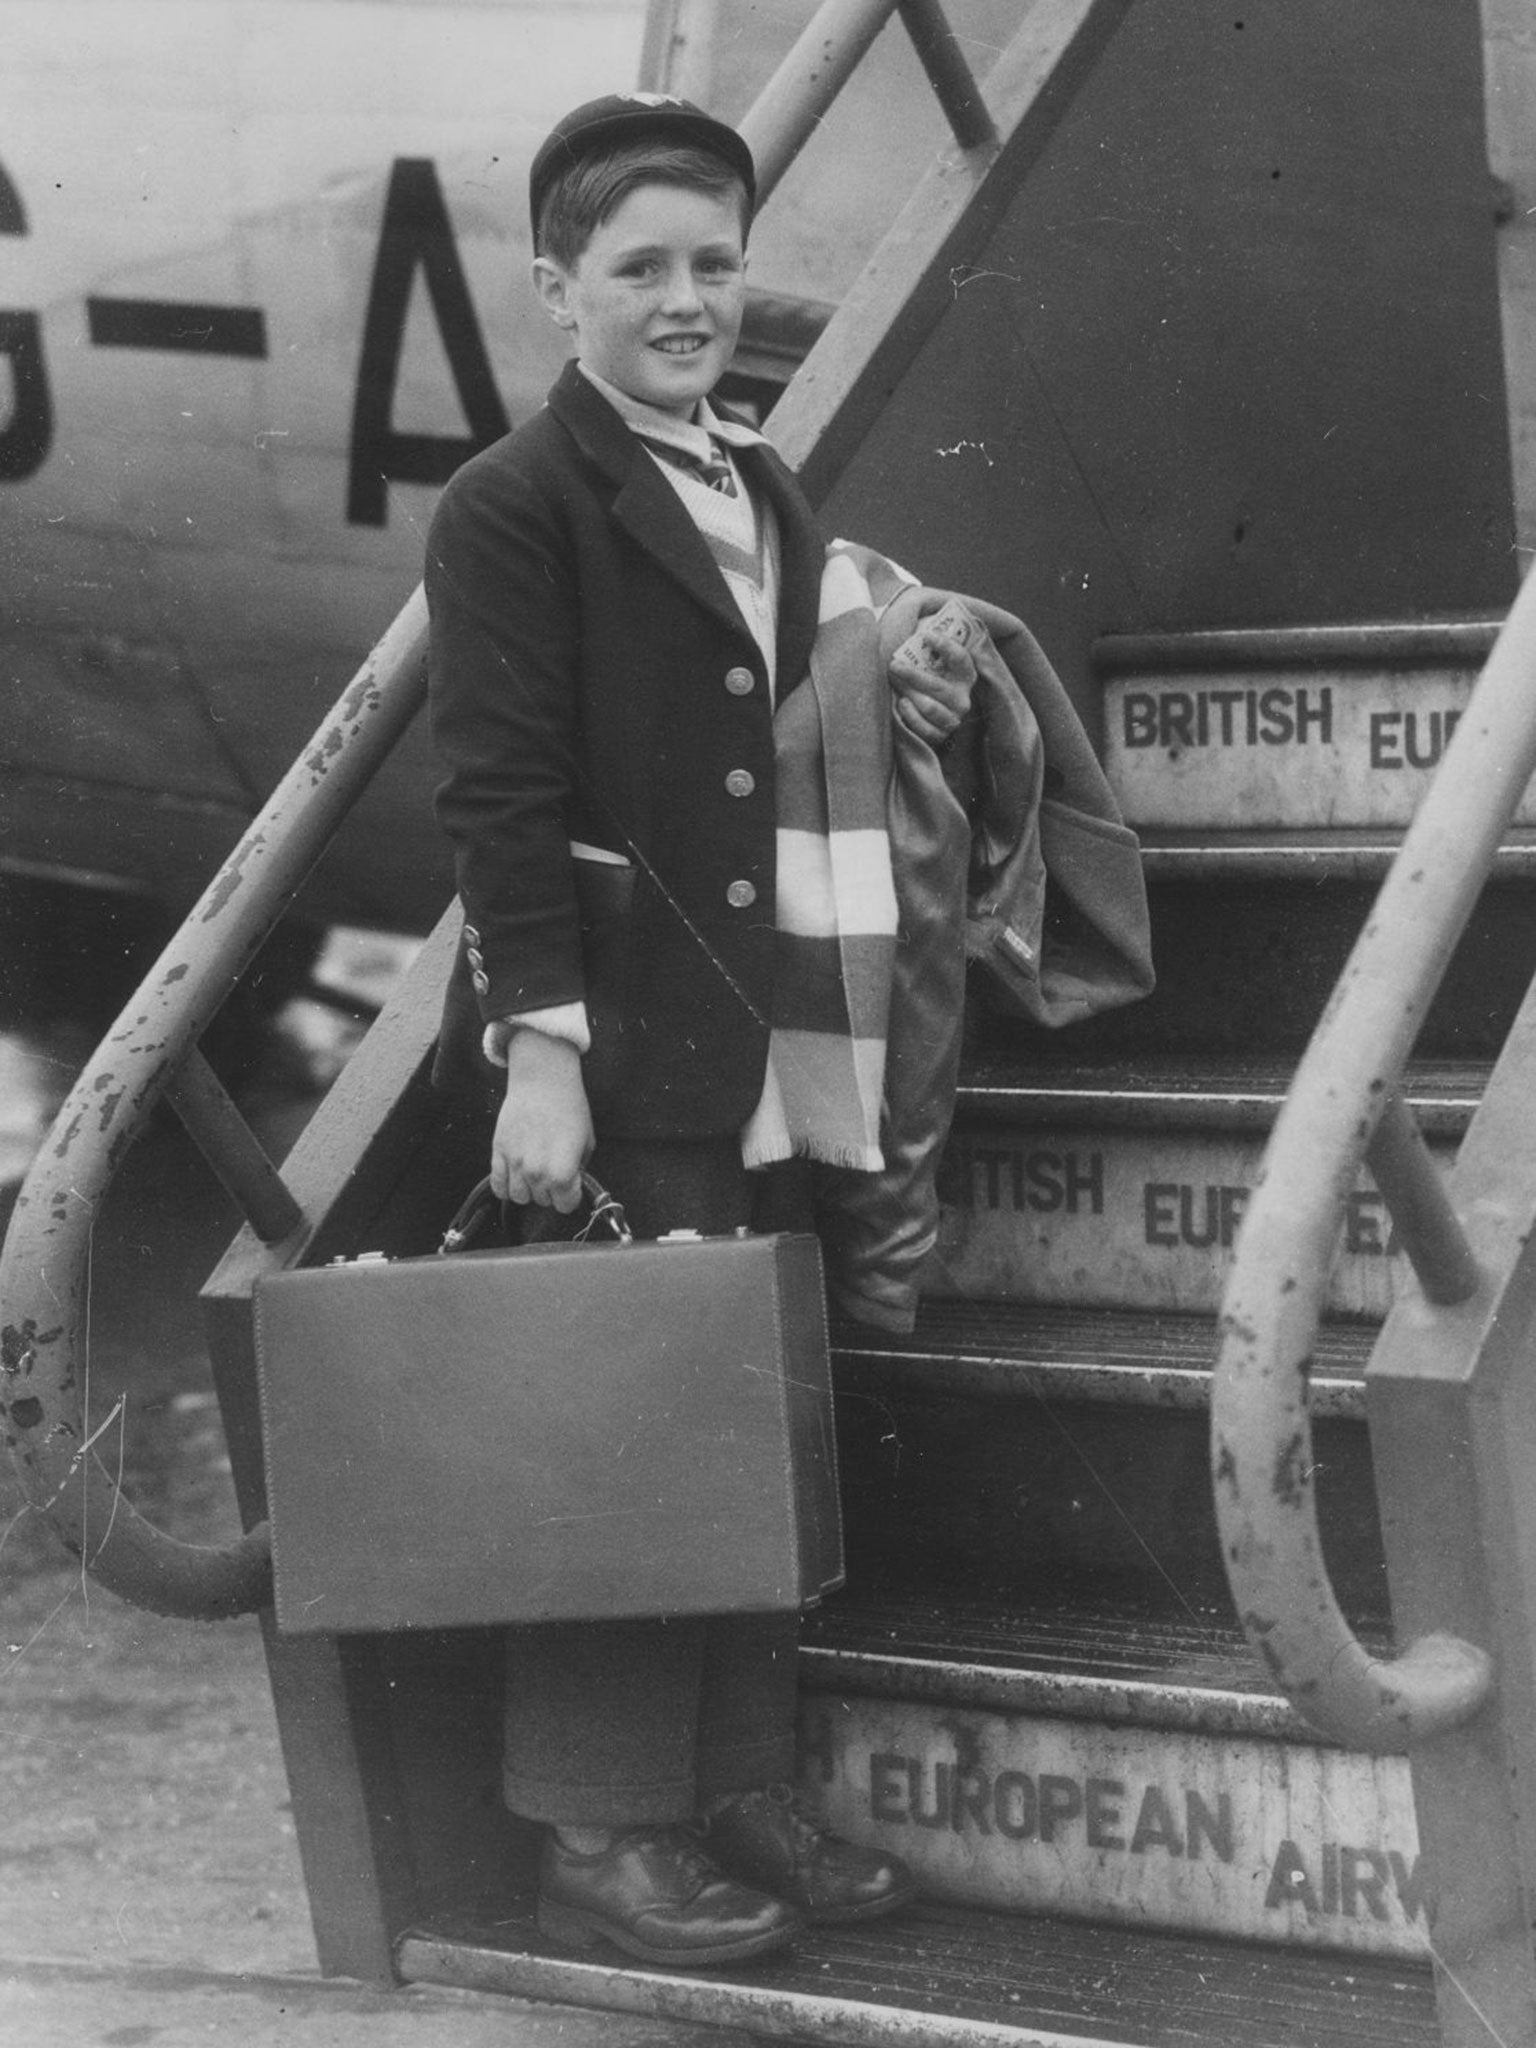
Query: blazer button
[[726, 879, 757, 909], [725, 768, 755, 798], [724, 666, 755, 695]]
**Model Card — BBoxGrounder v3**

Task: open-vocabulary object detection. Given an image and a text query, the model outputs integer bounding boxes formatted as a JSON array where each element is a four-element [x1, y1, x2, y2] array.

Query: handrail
[[1212, 564, 1536, 1749], [0, 589, 428, 1620], [739, 0, 995, 213]]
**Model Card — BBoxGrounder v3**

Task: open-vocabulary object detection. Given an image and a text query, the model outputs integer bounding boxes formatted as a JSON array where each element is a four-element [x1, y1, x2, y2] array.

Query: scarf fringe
[[741, 1129, 886, 1173]]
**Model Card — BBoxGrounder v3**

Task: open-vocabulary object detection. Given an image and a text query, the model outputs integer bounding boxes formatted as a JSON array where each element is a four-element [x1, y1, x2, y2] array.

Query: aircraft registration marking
[[2, 146, 510, 511], [85, 298, 268, 358]]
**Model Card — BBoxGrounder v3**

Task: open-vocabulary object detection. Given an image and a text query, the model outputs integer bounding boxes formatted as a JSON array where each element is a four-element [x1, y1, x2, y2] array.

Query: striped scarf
[[742, 542, 918, 1171]]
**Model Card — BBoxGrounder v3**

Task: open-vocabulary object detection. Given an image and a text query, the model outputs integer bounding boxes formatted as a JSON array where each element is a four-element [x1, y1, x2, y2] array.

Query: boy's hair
[[535, 140, 751, 269]]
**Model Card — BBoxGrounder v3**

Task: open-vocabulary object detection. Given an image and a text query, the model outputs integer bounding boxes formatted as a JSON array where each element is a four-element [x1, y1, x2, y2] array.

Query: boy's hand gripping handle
[[438, 1172, 633, 1253]]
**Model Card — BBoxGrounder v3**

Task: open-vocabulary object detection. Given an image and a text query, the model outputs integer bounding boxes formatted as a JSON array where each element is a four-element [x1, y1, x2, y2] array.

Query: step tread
[[1138, 824, 1536, 880], [833, 1300, 1373, 1416], [1096, 617, 1501, 674], [399, 1903, 1438, 2046], [809, 1591, 1344, 1682], [800, 1590, 1392, 1739], [953, 1054, 1481, 1134]]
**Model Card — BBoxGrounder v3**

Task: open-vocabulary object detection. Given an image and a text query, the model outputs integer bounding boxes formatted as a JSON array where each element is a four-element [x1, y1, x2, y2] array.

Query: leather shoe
[[705, 1783, 917, 1923], [536, 1826, 801, 1966]]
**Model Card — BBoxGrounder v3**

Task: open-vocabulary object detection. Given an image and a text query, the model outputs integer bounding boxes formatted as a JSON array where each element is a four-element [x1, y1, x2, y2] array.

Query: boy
[[425, 94, 947, 1969]]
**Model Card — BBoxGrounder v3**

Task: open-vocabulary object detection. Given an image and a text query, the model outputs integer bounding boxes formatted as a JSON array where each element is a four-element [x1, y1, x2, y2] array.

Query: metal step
[[794, 1597, 1420, 1958], [1012, 863, 1536, 1063], [1096, 621, 1503, 674], [1096, 618, 1507, 833], [828, 1296, 1389, 1648], [801, 1593, 1375, 1737], [833, 1299, 1372, 1419], [1134, 824, 1536, 881], [397, 1901, 1438, 2046], [953, 1055, 1481, 1136]]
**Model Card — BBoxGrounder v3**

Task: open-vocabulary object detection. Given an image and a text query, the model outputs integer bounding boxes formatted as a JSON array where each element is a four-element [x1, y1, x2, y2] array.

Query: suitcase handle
[[437, 1172, 632, 1254]]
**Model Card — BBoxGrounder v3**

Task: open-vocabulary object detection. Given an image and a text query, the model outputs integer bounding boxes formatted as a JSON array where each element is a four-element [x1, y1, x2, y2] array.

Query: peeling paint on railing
[[0, 587, 428, 1621], [1213, 567, 1536, 1750]]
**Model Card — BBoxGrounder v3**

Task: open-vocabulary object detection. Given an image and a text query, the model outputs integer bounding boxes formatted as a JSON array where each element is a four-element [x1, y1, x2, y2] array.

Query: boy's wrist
[[500, 1026, 584, 1095], [504, 1026, 581, 1065]]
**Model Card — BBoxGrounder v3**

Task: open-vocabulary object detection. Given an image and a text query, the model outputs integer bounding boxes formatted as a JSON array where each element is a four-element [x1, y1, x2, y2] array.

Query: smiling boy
[[425, 95, 916, 1970], [532, 159, 745, 418]]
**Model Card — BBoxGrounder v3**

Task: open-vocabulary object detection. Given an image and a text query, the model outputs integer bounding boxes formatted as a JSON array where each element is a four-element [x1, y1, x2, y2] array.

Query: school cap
[[529, 92, 756, 237]]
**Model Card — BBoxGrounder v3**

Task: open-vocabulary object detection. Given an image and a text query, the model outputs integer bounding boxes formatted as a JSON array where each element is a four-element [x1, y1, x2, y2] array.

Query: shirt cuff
[[481, 1003, 593, 1066]]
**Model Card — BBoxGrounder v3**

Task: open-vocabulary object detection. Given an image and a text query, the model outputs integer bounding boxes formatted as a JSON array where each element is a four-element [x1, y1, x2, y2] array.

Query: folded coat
[[813, 582, 1154, 1334]]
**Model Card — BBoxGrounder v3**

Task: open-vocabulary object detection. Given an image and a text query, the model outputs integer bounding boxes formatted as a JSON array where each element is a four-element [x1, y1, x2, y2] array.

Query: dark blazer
[[426, 360, 826, 1138]]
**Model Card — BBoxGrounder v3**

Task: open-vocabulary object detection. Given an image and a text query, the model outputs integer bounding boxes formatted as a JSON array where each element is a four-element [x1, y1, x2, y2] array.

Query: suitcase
[[252, 1180, 843, 1635]]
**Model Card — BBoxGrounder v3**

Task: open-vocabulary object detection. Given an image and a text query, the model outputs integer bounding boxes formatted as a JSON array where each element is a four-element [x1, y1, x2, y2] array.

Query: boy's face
[[533, 181, 746, 416]]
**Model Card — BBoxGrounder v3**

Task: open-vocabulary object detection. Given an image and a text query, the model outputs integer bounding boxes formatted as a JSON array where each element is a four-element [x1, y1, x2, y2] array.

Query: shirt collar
[[578, 361, 768, 461]]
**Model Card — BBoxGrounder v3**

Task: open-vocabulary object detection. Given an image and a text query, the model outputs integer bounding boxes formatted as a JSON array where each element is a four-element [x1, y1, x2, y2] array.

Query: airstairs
[[5, 2, 1536, 2043]]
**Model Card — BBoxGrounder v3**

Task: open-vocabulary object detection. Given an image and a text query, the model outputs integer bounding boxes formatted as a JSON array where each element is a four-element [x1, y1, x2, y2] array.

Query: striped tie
[[643, 435, 738, 498]]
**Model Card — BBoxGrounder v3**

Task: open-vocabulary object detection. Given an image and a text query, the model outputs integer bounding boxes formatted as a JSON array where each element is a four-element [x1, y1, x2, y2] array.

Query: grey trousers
[[500, 1136, 813, 1827]]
